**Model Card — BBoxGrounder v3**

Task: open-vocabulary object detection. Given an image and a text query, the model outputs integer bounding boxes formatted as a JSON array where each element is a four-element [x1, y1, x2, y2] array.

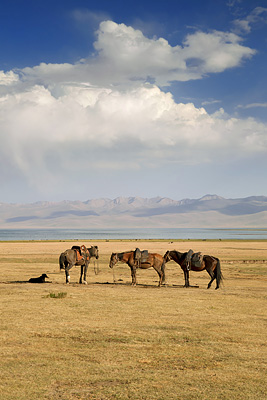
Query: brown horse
[[109, 251, 165, 286], [164, 250, 222, 289], [59, 245, 99, 284]]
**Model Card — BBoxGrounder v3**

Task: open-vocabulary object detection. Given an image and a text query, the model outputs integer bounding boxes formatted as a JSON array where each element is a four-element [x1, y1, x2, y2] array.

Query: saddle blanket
[[72, 245, 89, 262], [74, 249, 84, 262]]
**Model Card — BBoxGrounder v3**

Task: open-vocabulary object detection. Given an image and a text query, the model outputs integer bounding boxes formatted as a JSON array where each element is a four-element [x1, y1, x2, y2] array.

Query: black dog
[[29, 273, 49, 283]]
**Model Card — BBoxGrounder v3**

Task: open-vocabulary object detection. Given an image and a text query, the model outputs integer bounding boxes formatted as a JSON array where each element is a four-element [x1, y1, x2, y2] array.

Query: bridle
[[109, 253, 120, 283], [164, 251, 171, 263], [109, 253, 120, 268]]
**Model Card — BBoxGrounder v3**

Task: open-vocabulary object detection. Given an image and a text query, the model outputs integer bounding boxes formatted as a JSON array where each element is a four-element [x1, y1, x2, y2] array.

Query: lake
[[0, 228, 267, 241]]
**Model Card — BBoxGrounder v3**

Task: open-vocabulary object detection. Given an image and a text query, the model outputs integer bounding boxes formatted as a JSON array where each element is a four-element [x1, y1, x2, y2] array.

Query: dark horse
[[164, 250, 222, 289], [109, 251, 165, 286], [59, 245, 99, 284]]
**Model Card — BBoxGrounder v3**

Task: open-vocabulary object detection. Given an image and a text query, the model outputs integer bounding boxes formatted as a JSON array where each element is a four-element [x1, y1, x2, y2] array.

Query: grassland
[[0, 240, 266, 400]]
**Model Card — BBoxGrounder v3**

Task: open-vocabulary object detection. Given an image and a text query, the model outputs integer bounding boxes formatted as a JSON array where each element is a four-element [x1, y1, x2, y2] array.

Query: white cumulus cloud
[[2, 20, 256, 89], [0, 20, 265, 196]]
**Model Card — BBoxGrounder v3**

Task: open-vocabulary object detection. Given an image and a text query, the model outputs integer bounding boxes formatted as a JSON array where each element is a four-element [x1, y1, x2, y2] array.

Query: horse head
[[109, 252, 118, 268], [90, 245, 99, 259], [164, 250, 171, 263]]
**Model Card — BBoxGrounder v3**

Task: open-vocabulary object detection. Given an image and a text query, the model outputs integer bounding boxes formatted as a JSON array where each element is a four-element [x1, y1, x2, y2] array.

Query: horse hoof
[[83, 281, 88, 285]]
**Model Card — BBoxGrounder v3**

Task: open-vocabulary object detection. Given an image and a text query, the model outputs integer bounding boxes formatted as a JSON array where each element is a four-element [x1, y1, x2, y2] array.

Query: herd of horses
[[59, 245, 223, 289]]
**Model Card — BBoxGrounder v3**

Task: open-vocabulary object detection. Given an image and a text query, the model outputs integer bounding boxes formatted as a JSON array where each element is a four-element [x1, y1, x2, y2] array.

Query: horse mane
[[117, 252, 127, 261], [171, 249, 180, 257], [170, 250, 187, 263], [115, 251, 136, 262]]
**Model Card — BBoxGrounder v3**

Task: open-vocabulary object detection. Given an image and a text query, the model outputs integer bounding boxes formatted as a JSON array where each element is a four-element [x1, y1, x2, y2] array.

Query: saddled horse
[[59, 245, 99, 284], [164, 250, 223, 289], [109, 251, 165, 286]]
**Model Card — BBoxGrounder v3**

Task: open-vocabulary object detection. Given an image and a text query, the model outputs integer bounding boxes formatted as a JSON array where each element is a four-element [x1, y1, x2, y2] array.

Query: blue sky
[[0, 0, 267, 203]]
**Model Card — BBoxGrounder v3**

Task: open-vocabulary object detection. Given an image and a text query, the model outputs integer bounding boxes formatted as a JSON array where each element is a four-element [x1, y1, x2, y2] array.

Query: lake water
[[0, 228, 267, 241]]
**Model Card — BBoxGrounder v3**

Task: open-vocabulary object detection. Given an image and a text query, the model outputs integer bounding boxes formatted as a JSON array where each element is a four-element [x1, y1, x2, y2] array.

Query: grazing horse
[[59, 245, 99, 284], [109, 251, 165, 286], [164, 250, 222, 289]]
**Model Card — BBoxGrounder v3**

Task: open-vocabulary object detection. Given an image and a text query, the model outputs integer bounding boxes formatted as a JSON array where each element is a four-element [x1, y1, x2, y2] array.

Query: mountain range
[[0, 195, 267, 228]]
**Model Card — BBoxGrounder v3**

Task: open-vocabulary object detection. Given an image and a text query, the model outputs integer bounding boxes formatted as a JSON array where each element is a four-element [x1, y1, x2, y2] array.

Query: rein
[[112, 252, 127, 283], [112, 267, 117, 283], [93, 259, 100, 275]]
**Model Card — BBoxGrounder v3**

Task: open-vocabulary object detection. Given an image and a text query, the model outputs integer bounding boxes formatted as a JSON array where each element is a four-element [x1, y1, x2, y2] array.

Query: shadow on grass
[[3, 280, 53, 284], [89, 281, 199, 289], [2, 280, 199, 288]]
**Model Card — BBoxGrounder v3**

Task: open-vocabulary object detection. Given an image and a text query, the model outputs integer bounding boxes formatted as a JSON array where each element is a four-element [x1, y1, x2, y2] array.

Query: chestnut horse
[[164, 250, 222, 289], [109, 251, 165, 286]]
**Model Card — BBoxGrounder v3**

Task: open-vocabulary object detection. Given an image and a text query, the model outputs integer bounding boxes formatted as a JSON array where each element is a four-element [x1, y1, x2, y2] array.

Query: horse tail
[[59, 253, 65, 271], [215, 258, 223, 289]]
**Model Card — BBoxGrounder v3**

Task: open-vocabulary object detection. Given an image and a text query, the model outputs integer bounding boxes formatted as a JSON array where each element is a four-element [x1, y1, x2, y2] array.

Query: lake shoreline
[[1, 227, 267, 241], [1, 238, 267, 243]]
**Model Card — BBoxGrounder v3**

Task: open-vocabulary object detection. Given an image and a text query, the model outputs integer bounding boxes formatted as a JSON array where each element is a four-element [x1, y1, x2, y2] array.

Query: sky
[[0, 0, 267, 203]]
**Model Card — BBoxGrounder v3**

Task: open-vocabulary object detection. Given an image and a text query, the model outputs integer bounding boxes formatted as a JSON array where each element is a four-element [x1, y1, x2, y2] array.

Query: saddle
[[134, 248, 149, 265], [72, 245, 89, 262], [182, 249, 202, 270], [191, 252, 203, 268], [183, 250, 203, 270], [185, 249, 194, 264]]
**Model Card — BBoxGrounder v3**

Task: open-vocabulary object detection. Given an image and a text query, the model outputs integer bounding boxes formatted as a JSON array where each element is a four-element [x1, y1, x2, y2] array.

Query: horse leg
[[206, 268, 215, 289], [155, 269, 162, 287], [65, 264, 71, 284], [207, 276, 215, 289], [155, 265, 164, 287], [79, 265, 84, 284], [65, 263, 74, 284], [183, 268, 190, 287], [83, 262, 88, 285], [161, 263, 166, 285], [131, 266, 137, 286]]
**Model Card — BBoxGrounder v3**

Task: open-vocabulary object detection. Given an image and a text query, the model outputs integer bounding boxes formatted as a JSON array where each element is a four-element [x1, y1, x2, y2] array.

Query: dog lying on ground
[[29, 274, 49, 283]]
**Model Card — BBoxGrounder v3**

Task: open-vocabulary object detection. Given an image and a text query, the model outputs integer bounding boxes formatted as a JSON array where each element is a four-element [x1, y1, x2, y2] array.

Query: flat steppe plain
[[1, 240, 266, 400]]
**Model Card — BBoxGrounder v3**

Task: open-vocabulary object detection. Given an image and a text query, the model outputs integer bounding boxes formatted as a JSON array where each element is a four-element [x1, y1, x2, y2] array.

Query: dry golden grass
[[0, 240, 267, 400]]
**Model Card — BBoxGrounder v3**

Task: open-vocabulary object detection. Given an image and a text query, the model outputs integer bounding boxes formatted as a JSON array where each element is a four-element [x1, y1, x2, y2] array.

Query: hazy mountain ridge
[[1, 195, 267, 228]]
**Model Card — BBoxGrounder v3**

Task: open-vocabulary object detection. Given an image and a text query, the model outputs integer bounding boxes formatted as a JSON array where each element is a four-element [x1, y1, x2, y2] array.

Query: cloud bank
[[0, 20, 266, 195]]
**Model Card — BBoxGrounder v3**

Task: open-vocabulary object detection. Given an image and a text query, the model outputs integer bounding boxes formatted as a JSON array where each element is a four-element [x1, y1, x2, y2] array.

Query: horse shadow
[[90, 281, 199, 289], [2, 280, 198, 288]]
